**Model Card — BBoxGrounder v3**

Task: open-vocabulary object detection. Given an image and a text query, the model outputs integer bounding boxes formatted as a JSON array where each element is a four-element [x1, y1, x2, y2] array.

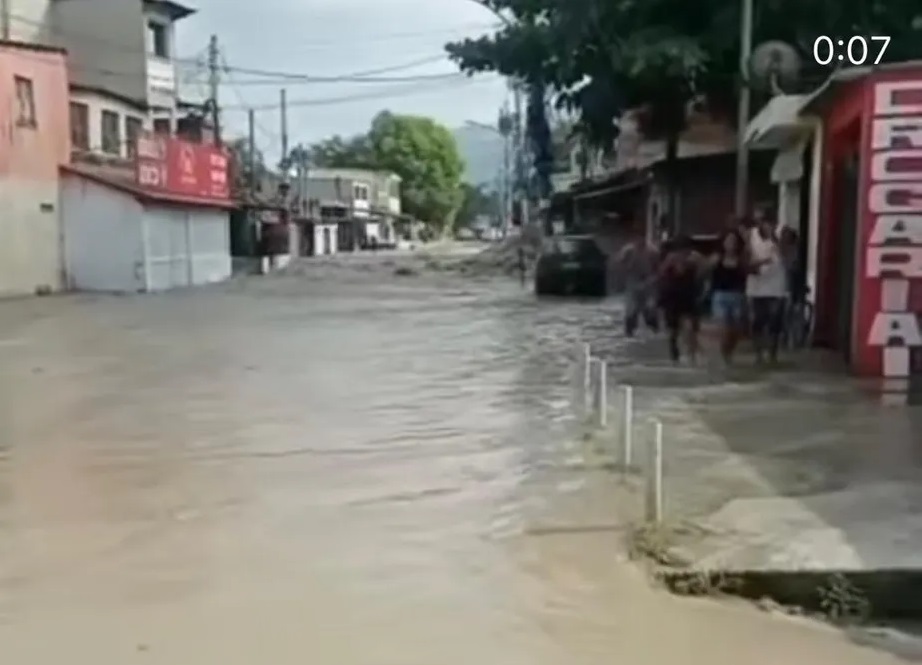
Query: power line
[[214, 54, 461, 84], [221, 76, 495, 111], [221, 52, 281, 147], [262, 22, 502, 50]]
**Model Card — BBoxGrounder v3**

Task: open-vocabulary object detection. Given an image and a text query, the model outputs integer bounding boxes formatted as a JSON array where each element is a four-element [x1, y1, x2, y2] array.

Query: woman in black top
[[708, 230, 748, 364]]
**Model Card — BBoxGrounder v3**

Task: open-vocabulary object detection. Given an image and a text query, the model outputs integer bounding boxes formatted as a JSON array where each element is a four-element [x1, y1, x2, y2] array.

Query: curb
[[657, 568, 922, 619]]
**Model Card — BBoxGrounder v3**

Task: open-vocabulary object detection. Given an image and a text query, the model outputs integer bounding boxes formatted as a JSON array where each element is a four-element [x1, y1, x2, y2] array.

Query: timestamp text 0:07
[[813, 36, 890, 66]]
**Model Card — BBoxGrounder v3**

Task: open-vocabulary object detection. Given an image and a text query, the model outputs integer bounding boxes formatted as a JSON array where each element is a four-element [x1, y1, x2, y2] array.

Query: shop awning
[[745, 94, 813, 148]]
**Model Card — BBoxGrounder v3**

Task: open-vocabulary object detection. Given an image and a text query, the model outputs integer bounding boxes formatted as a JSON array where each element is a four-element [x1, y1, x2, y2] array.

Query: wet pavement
[[0, 250, 913, 663]]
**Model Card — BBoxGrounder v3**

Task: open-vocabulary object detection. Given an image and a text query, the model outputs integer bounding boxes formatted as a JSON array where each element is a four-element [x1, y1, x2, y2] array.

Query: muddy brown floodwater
[[0, 253, 910, 663]]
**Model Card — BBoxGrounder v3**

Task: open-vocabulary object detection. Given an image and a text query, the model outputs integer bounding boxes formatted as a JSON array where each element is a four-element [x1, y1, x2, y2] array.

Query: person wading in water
[[747, 216, 787, 364], [618, 230, 659, 336], [707, 230, 748, 365], [658, 235, 704, 364]]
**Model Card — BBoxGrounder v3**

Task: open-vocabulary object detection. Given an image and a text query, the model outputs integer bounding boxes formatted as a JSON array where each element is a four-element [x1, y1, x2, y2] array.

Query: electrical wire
[[259, 22, 502, 51], [220, 52, 282, 148], [202, 54, 463, 85], [221, 76, 496, 111]]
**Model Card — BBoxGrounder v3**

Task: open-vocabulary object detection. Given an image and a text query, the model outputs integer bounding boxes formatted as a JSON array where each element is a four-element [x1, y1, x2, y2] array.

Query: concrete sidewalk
[[590, 332, 922, 577]]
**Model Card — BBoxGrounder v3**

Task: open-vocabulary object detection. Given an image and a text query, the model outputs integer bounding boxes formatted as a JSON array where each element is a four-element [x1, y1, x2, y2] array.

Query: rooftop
[[143, 0, 197, 20], [0, 39, 66, 55]]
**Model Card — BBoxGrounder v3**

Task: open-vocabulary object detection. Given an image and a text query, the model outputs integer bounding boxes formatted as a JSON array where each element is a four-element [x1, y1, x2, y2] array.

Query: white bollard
[[597, 359, 607, 428], [582, 343, 592, 413], [622, 385, 634, 468], [645, 420, 664, 523]]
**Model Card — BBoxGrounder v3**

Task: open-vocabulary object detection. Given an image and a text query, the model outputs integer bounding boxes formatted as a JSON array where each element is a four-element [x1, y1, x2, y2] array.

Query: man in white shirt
[[747, 216, 787, 363]]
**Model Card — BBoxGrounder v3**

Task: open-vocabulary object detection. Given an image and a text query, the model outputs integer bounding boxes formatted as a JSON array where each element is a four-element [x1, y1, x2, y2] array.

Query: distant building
[[294, 167, 401, 248]]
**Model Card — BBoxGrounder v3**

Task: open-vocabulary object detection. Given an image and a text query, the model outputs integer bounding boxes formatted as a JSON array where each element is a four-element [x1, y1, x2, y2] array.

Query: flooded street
[[0, 252, 908, 663]]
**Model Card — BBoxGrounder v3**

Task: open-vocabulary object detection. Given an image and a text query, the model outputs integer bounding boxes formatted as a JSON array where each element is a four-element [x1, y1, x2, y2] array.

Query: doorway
[[830, 141, 861, 360], [322, 227, 332, 255]]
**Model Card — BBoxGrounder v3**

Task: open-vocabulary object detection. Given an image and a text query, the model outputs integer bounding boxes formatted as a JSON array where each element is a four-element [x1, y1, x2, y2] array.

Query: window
[[69, 102, 89, 151], [153, 118, 171, 135], [14, 76, 36, 128], [147, 21, 169, 58], [125, 116, 143, 158], [353, 184, 369, 201], [101, 110, 121, 155]]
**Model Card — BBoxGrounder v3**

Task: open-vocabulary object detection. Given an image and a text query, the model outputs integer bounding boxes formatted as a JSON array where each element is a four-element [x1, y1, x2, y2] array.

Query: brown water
[[0, 254, 908, 663]]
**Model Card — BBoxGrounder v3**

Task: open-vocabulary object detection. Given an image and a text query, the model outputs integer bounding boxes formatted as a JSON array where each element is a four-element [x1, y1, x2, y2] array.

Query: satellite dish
[[749, 40, 801, 94]]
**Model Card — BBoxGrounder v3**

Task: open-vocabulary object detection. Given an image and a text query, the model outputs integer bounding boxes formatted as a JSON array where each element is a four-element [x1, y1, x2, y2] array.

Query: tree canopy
[[367, 112, 466, 229], [289, 112, 466, 230], [446, 0, 922, 150], [446, 0, 922, 226], [455, 183, 499, 231]]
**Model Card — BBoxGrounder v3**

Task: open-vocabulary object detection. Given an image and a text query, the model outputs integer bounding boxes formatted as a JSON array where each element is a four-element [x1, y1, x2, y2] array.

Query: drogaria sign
[[861, 79, 922, 381]]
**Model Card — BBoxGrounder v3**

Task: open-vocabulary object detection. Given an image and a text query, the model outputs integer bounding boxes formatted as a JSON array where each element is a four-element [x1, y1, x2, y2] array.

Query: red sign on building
[[854, 74, 922, 384], [135, 133, 230, 202]]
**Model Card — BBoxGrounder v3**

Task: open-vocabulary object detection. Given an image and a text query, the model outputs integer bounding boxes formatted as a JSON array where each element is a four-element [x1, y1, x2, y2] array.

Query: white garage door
[[143, 207, 230, 291]]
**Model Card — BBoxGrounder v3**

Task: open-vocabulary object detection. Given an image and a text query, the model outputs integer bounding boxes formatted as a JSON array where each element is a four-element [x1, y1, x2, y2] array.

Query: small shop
[[749, 63, 922, 398], [61, 135, 233, 293]]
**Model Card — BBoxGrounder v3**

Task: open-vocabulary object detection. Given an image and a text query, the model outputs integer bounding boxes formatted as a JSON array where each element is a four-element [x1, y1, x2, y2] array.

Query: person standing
[[707, 230, 748, 365], [747, 217, 787, 364], [618, 233, 659, 336], [658, 235, 703, 364]]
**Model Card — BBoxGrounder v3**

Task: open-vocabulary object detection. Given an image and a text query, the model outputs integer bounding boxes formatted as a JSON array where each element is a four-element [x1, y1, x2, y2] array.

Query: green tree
[[455, 183, 498, 231], [367, 112, 466, 231], [302, 134, 374, 168], [446, 0, 922, 229]]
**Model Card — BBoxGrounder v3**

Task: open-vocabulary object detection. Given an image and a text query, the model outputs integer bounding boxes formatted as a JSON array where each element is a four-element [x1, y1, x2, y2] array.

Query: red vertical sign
[[855, 73, 922, 383]]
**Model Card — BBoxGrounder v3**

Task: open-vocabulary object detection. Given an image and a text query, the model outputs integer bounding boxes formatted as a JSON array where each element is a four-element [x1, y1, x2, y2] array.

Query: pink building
[[0, 40, 70, 296]]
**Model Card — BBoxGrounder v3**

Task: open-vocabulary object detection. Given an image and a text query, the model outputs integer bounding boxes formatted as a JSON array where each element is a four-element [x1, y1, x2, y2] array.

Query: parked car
[[534, 235, 607, 297]]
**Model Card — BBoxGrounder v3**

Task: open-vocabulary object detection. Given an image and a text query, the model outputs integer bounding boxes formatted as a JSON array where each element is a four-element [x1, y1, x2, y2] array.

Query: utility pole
[[734, 0, 754, 217], [511, 81, 528, 229], [247, 109, 256, 194], [1, 0, 10, 40], [280, 89, 289, 170], [208, 34, 221, 146]]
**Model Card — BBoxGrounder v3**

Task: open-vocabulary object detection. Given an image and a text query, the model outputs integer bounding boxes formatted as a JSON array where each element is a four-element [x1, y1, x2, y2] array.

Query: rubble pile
[[450, 229, 543, 276]]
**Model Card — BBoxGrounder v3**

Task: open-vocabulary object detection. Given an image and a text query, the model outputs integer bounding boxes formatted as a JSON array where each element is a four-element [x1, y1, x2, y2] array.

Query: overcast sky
[[176, 0, 508, 161]]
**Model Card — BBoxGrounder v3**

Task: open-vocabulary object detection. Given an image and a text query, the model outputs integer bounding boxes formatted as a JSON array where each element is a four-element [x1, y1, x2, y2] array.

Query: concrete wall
[[70, 88, 149, 157], [50, 0, 148, 104], [0, 43, 69, 296], [61, 175, 145, 292]]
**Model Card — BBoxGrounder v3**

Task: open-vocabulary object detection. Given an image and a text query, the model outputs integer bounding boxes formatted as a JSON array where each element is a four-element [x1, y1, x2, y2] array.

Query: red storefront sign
[[856, 74, 922, 382], [135, 134, 230, 202]]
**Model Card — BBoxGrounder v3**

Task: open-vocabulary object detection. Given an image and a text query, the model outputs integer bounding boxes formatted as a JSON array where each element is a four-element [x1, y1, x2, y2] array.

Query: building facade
[[3, 0, 195, 151], [0, 40, 70, 296], [61, 134, 233, 292], [301, 167, 401, 244]]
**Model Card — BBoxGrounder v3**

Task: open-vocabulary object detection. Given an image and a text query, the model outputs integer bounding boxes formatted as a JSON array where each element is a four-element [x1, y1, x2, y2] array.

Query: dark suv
[[534, 235, 607, 297]]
